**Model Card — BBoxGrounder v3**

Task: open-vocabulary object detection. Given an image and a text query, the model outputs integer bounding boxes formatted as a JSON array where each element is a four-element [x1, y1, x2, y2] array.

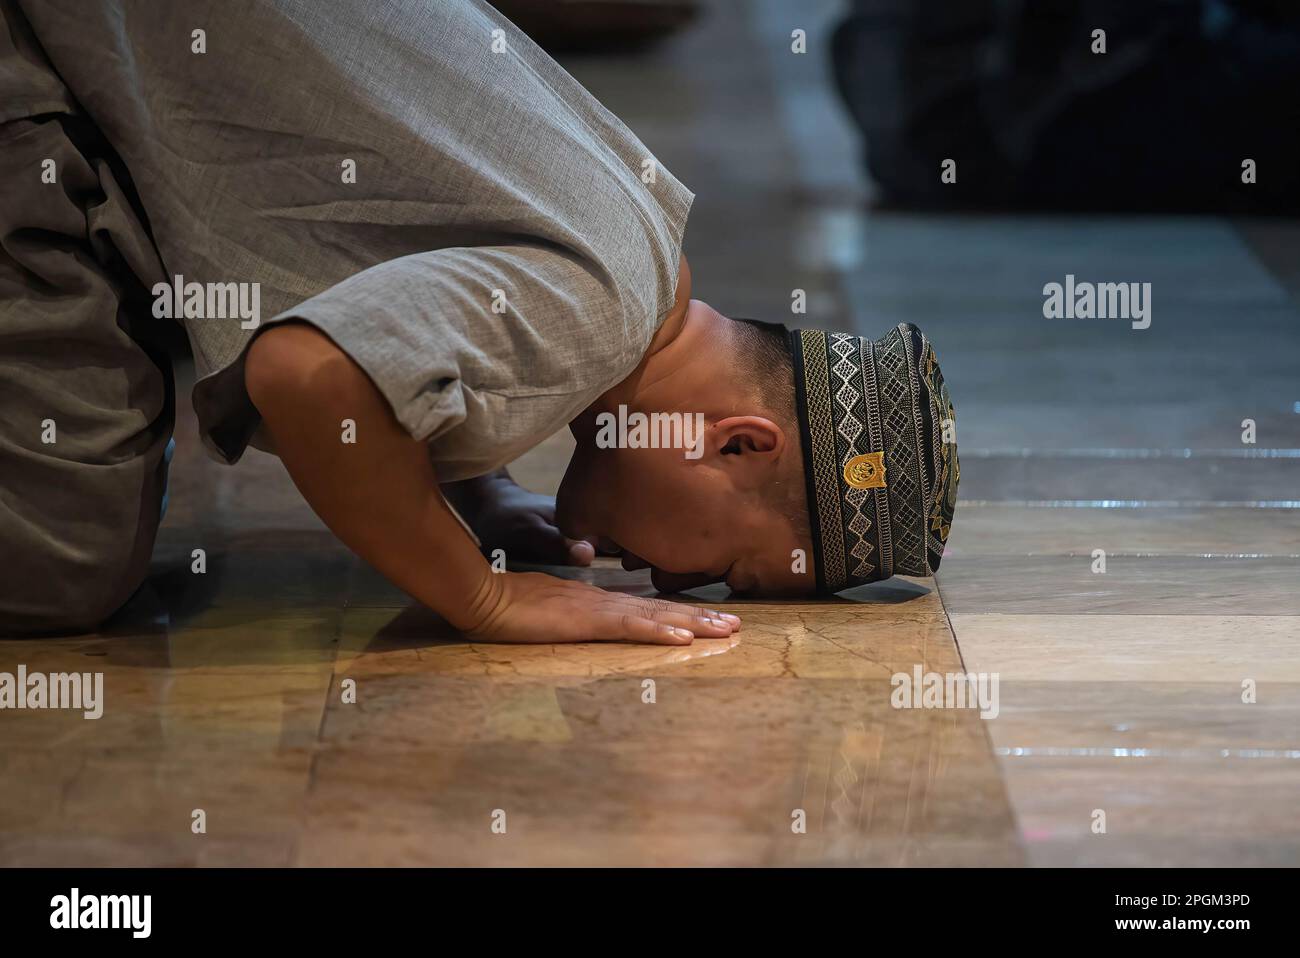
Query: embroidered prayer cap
[[789, 322, 959, 593]]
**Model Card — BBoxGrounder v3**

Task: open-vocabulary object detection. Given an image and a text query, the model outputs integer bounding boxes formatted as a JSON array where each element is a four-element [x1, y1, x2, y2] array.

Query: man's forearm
[[244, 322, 501, 631]]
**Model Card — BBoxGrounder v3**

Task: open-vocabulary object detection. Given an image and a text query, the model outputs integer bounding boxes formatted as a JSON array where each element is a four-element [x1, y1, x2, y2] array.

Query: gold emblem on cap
[[844, 452, 887, 490]]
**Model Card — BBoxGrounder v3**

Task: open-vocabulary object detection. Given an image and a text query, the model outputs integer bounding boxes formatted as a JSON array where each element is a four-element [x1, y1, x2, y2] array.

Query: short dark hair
[[727, 315, 809, 543], [729, 316, 794, 411]]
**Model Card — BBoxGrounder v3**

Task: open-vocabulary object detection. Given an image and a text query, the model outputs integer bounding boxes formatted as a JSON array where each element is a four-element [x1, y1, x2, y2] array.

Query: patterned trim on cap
[[790, 323, 958, 592]]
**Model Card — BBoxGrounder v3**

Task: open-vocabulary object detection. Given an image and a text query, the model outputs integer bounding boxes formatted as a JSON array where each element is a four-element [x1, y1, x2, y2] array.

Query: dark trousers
[[0, 110, 172, 635]]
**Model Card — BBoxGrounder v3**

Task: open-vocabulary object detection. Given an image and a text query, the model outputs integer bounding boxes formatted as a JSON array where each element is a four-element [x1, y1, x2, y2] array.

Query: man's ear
[[711, 416, 786, 460]]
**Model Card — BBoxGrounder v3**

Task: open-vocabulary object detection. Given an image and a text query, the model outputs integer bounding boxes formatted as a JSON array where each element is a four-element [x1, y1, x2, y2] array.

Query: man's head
[[556, 300, 816, 595], [557, 300, 960, 597]]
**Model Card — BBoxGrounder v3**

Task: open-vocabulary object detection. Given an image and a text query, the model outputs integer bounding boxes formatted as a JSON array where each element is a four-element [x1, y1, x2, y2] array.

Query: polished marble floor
[[1, 0, 1296, 867]]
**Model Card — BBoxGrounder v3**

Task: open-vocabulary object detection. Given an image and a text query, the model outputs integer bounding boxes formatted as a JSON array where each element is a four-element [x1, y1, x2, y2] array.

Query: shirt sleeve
[[262, 241, 667, 479]]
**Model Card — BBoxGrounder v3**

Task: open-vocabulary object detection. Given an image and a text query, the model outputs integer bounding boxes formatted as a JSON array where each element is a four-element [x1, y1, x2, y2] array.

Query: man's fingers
[[638, 596, 742, 632], [599, 612, 694, 645], [697, 606, 742, 631], [566, 538, 595, 565], [591, 595, 737, 638], [494, 518, 593, 566], [646, 608, 734, 637]]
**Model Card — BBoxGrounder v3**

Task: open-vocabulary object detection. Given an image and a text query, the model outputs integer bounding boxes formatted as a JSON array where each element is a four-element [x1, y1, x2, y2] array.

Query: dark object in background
[[489, 0, 697, 53], [830, 0, 1300, 212]]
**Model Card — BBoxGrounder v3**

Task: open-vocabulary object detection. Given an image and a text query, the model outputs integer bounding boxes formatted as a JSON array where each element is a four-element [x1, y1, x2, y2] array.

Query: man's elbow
[[245, 322, 348, 418]]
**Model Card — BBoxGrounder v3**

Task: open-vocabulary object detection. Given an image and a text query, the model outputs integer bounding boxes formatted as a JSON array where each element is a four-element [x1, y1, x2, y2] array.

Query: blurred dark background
[[496, 0, 1300, 211]]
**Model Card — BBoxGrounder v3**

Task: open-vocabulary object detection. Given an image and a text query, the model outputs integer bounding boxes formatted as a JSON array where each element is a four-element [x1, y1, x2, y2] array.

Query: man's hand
[[464, 571, 741, 645], [445, 471, 595, 566]]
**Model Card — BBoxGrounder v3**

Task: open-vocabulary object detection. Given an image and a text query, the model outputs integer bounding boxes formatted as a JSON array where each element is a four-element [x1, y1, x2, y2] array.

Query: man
[[0, 0, 958, 640]]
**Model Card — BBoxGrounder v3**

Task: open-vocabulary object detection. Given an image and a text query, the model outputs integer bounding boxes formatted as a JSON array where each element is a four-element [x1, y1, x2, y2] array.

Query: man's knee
[[0, 507, 159, 636], [0, 435, 168, 637]]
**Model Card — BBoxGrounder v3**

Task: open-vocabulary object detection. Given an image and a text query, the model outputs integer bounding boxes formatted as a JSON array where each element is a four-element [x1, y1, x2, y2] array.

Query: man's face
[[555, 409, 815, 596]]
